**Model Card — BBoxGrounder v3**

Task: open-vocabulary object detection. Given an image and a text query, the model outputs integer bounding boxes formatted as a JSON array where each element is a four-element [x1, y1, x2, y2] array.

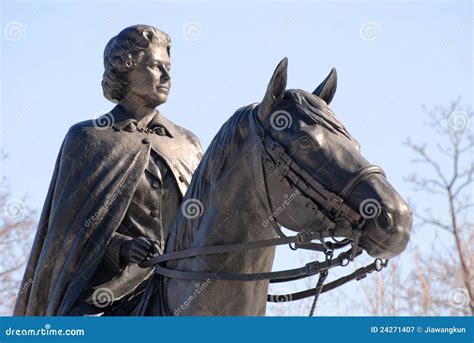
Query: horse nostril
[[376, 210, 393, 229]]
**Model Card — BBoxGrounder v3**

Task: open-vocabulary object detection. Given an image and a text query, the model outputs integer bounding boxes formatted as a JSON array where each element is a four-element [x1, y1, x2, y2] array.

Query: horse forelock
[[284, 89, 354, 141]]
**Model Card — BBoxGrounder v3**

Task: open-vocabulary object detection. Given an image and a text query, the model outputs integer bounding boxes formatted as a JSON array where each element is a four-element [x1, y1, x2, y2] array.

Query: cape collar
[[110, 105, 176, 138]]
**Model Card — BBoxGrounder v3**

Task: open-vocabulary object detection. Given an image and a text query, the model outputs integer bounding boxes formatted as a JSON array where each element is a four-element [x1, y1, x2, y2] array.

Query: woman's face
[[125, 45, 171, 106]]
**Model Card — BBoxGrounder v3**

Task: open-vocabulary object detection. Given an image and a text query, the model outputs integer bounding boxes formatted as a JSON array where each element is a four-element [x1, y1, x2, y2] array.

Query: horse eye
[[297, 137, 315, 152]]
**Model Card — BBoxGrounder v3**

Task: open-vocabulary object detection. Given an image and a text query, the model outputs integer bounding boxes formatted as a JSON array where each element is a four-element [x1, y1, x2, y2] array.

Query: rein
[[142, 115, 389, 316]]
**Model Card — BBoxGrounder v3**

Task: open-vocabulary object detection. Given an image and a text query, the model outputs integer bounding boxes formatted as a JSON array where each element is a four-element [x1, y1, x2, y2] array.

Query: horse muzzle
[[359, 202, 413, 259]]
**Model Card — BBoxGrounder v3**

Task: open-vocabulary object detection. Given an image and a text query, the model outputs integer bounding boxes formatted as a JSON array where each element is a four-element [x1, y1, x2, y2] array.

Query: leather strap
[[339, 165, 386, 200], [148, 247, 355, 282], [267, 258, 388, 302], [262, 133, 362, 229], [142, 233, 310, 269]]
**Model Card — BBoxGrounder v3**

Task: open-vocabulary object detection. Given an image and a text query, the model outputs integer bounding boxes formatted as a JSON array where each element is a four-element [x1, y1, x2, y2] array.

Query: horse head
[[257, 58, 412, 259]]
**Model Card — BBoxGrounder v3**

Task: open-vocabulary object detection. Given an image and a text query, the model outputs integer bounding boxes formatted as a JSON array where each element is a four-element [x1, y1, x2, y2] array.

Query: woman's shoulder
[[174, 124, 200, 143], [66, 115, 116, 140]]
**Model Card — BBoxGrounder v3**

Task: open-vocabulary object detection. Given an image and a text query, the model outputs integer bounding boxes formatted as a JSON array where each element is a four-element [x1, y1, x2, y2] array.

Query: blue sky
[[1, 0, 472, 315]]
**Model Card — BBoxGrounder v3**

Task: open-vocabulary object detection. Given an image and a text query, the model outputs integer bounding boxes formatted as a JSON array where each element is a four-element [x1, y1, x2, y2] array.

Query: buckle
[[263, 156, 275, 172], [271, 142, 284, 158], [296, 231, 312, 245], [276, 161, 290, 176], [305, 261, 321, 275], [327, 195, 343, 211]]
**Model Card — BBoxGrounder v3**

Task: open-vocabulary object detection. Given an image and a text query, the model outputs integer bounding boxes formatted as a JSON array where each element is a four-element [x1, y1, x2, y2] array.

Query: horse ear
[[258, 57, 288, 122], [313, 68, 337, 105]]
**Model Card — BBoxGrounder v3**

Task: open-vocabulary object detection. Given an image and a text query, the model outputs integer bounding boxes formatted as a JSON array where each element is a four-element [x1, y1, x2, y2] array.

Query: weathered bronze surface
[[14, 26, 412, 317]]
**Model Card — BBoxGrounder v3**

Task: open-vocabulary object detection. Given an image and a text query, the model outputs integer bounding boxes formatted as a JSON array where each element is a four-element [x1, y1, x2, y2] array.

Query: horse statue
[[138, 58, 413, 316]]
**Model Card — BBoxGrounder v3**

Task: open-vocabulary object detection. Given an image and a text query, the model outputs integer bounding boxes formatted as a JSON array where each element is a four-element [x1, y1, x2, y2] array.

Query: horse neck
[[171, 149, 278, 255], [169, 106, 277, 254], [199, 168, 276, 249], [162, 107, 279, 315], [164, 160, 278, 315]]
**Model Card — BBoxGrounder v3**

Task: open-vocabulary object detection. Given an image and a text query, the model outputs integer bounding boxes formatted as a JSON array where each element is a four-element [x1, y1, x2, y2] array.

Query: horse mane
[[166, 104, 259, 255]]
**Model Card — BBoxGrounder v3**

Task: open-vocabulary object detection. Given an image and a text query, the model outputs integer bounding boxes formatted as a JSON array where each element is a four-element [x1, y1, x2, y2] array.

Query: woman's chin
[[147, 94, 168, 107], [155, 93, 169, 104]]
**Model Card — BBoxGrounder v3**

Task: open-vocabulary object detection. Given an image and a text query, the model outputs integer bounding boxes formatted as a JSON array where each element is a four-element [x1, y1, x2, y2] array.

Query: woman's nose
[[161, 69, 171, 82]]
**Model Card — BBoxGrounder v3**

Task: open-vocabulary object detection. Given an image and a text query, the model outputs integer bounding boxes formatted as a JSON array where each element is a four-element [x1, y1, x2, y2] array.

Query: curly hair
[[102, 25, 171, 103]]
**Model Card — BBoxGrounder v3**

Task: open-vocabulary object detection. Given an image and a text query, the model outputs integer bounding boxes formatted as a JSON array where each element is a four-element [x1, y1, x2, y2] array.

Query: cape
[[13, 108, 203, 316]]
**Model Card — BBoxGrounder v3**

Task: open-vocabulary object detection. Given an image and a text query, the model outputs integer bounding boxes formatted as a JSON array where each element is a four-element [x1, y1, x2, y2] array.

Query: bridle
[[142, 112, 389, 316], [259, 125, 388, 315], [260, 127, 385, 254]]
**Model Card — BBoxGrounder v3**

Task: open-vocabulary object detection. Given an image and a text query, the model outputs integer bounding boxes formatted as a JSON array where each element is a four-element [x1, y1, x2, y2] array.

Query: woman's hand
[[119, 236, 157, 264]]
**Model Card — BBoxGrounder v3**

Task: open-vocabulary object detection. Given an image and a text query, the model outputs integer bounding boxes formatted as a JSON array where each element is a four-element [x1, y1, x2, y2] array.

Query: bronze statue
[[14, 23, 413, 316], [138, 58, 413, 316], [14, 25, 203, 316]]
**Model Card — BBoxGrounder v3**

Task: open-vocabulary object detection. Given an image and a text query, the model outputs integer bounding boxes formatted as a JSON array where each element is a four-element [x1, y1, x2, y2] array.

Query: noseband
[[142, 114, 390, 316]]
